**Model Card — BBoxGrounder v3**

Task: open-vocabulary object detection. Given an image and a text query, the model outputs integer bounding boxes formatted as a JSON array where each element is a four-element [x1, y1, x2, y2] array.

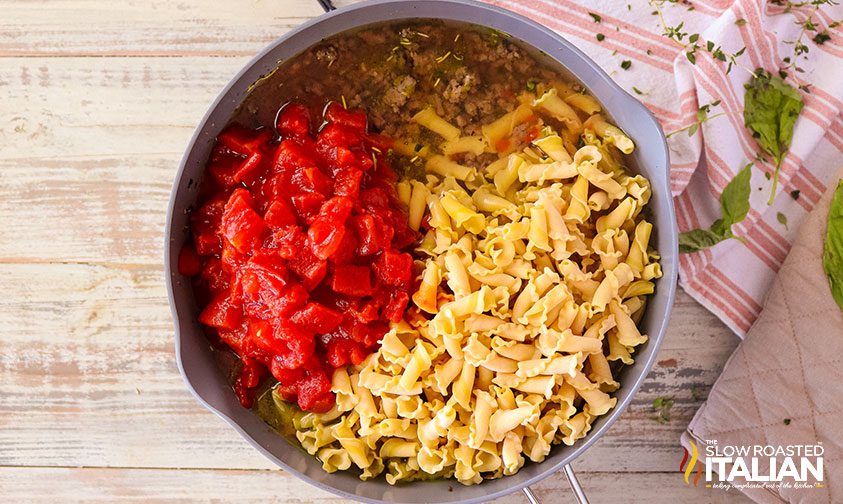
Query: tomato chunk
[[185, 102, 418, 412], [331, 265, 373, 296], [221, 189, 267, 254]]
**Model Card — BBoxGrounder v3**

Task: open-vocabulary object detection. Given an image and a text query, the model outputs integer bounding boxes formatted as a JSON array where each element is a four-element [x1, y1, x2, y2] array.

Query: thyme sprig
[[648, 0, 754, 76], [666, 100, 731, 138]]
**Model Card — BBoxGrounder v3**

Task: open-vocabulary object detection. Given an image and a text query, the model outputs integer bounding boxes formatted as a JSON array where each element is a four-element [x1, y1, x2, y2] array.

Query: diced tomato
[[200, 257, 229, 295], [334, 168, 363, 198], [221, 189, 267, 254], [267, 281, 309, 318], [494, 137, 511, 153], [266, 225, 306, 259], [187, 101, 417, 413], [274, 139, 319, 172], [199, 292, 242, 330], [233, 357, 265, 408], [178, 245, 202, 276], [327, 227, 357, 265], [351, 321, 389, 347], [373, 249, 413, 289], [218, 125, 266, 155], [308, 196, 353, 260], [381, 290, 410, 323], [296, 366, 334, 413], [289, 246, 328, 291], [331, 265, 373, 296], [290, 192, 326, 224], [263, 198, 297, 228], [292, 302, 344, 333], [325, 102, 367, 130], [276, 103, 311, 140], [192, 199, 226, 255], [232, 152, 264, 187]]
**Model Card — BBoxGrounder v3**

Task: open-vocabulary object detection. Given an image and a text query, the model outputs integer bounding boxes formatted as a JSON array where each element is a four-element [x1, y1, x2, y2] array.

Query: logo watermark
[[680, 439, 825, 491]]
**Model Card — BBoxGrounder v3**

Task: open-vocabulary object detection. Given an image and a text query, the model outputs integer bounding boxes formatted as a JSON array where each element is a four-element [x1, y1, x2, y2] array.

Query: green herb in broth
[[254, 386, 303, 439]]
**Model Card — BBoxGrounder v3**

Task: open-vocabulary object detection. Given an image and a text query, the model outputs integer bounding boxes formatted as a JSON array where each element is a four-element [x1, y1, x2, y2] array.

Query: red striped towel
[[485, 0, 843, 336]]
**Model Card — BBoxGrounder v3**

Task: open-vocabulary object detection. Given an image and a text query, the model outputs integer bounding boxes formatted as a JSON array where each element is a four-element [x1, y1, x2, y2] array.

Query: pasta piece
[[442, 135, 488, 156], [565, 92, 602, 115], [441, 192, 485, 234], [427, 155, 475, 181], [413, 107, 461, 140], [532, 134, 573, 163], [584, 114, 634, 154], [482, 105, 534, 151], [531, 88, 583, 131]]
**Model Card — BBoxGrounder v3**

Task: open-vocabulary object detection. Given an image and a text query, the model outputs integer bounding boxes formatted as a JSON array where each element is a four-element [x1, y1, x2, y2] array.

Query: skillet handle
[[522, 464, 590, 504], [317, 0, 336, 12]]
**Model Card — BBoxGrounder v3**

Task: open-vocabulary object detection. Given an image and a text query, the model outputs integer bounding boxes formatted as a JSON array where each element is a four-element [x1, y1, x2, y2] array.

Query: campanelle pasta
[[287, 83, 661, 485]]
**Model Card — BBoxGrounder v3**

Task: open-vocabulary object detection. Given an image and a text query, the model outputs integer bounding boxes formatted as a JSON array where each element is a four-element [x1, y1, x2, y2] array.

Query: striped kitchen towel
[[485, 0, 843, 336]]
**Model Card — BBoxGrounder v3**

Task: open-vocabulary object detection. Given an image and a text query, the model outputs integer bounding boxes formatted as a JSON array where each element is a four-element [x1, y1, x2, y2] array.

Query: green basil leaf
[[679, 228, 729, 253], [823, 180, 843, 310], [710, 218, 729, 236], [743, 70, 804, 167], [720, 163, 753, 226]]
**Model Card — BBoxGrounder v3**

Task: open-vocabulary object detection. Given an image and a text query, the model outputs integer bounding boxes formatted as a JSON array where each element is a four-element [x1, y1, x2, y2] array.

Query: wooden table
[[0, 1, 753, 502]]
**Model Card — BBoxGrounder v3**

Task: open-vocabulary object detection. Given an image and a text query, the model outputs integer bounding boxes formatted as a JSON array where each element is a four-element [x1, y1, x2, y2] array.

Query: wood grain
[[0, 467, 753, 503], [0, 0, 322, 56]]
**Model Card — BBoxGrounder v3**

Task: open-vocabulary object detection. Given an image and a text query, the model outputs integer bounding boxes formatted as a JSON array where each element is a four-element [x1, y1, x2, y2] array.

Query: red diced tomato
[[308, 196, 353, 260], [263, 198, 297, 228], [274, 139, 318, 172], [218, 125, 264, 155], [233, 357, 265, 408], [232, 152, 264, 187], [351, 321, 389, 347], [200, 257, 229, 294], [327, 227, 357, 265], [290, 192, 326, 224], [373, 250, 413, 289], [292, 302, 344, 333], [381, 290, 410, 323], [276, 103, 311, 140], [178, 245, 202, 276], [198, 293, 243, 330], [270, 359, 305, 386], [296, 366, 334, 413], [221, 189, 267, 254], [289, 246, 328, 291], [266, 225, 305, 259], [331, 265, 373, 296], [249, 319, 283, 354], [292, 166, 333, 196], [363, 132, 394, 152], [194, 232, 222, 256], [325, 102, 367, 130], [267, 281, 309, 317], [334, 168, 363, 198], [187, 101, 417, 413]]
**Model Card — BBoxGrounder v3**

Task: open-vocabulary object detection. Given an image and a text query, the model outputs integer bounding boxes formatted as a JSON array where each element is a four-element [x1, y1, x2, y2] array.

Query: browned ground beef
[[234, 21, 570, 172]]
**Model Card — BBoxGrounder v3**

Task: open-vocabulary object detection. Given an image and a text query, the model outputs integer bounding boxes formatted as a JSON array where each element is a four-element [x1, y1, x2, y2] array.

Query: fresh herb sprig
[[743, 70, 804, 204], [648, 0, 752, 76], [679, 163, 752, 253], [666, 100, 728, 138]]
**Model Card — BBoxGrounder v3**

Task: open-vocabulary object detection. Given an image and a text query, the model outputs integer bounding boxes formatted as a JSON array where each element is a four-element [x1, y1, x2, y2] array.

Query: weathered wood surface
[[0, 468, 751, 503], [0, 0, 749, 501]]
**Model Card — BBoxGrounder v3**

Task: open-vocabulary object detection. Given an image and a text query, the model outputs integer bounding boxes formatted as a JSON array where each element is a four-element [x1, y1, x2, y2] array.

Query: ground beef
[[232, 20, 564, 159]]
